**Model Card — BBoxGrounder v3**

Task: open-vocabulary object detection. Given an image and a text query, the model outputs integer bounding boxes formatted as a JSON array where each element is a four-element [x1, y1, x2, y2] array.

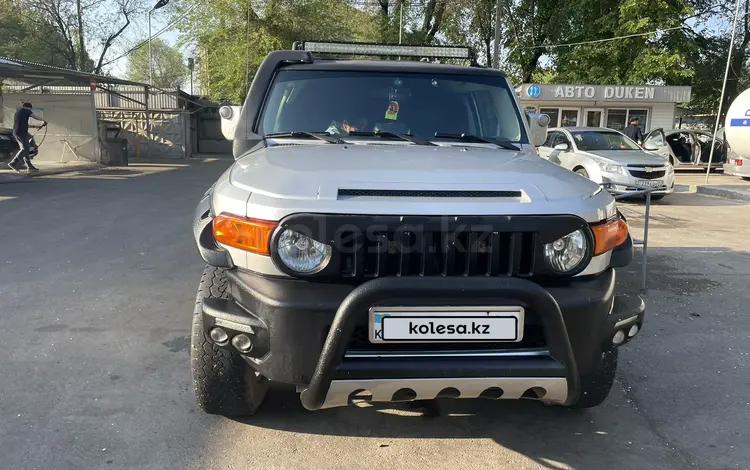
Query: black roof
[[283, 59, 507, 77]]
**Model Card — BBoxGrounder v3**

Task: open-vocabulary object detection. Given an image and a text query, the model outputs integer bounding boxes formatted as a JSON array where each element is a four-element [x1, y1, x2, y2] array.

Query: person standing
[[624, 116, 644, 145], [8, 102, 46, 173]]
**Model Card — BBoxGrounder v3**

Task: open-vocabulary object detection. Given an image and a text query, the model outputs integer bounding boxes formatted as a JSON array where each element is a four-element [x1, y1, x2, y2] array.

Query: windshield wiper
[[347, 130, 436, 146], [264, 131, 343, 144], [433, 133, 520, 151]]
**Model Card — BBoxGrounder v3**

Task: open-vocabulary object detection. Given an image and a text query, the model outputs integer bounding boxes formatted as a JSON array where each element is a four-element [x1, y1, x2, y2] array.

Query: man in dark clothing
[[624, 117, 644, 145], [8, 102, 46, 173]]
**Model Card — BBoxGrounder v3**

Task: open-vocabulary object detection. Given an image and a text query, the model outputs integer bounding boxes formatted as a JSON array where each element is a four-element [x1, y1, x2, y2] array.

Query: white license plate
[[369, 307, 524, 343], [635, 179, 663, 188]]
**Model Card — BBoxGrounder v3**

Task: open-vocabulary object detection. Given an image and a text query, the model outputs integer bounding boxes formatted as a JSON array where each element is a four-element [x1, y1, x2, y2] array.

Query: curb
[[691, 185, 750, 202]]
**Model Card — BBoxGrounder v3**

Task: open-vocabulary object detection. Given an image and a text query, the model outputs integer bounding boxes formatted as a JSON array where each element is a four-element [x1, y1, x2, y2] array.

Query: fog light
[[628, 324, 640, 338], [612, 330, 626, 345], [231, 334, 253, 353], [209, 327, 228, 344]]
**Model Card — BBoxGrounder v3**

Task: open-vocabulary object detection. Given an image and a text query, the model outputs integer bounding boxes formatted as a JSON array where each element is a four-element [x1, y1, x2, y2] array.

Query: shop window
[[606, 109, 649, 131], [628, 109, 648, 129], [607, 109, 627, 131], [561, 109, 579, 127], [540, 108, 559, 127]]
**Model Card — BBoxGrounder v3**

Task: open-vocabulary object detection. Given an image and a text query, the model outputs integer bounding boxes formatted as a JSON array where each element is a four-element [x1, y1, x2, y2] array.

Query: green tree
[[127, 38, 188, 88], [176, 0, 380, 102], [0, 0, 70, 67], [24, 0, 147, 73]]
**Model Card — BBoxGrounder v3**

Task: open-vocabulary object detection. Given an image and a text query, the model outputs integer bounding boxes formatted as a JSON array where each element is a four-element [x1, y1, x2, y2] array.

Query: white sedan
[[538, 127, 675, 200]]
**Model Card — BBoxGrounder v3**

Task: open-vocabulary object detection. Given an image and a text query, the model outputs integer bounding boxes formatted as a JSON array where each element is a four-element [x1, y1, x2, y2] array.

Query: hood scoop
[[338, 189, 523, 198]]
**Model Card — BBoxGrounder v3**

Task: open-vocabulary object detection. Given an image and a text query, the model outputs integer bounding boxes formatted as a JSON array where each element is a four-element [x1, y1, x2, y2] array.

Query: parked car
[[0, 127, 39, 162], [190, 41, 645, 418], [538, 127, 675, 200], [642, 128, 725, 170]]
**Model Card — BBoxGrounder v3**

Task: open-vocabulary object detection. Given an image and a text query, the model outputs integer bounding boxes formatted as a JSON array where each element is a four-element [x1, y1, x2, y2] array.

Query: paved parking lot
[[1, 159, 748, 470]]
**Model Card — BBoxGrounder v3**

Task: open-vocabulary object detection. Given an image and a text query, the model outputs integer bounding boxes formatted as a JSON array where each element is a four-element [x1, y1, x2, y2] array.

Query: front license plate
[[369, 306, 524, 344], [635, 179, 663, 188]]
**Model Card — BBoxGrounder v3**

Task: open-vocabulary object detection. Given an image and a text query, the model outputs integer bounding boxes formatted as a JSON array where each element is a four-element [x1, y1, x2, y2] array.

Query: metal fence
[[1, 85, 183, 110]]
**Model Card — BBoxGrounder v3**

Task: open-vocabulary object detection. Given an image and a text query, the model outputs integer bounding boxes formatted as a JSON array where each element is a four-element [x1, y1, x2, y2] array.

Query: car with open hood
[[190, 41, 646, 417], [538, 127, 674, 200]]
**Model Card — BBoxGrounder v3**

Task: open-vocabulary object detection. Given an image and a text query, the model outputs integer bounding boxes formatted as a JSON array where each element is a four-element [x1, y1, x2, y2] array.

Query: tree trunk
[[76, 0, 85, 70], [378, 0, 389, 41], [522, 49, 545, 83]]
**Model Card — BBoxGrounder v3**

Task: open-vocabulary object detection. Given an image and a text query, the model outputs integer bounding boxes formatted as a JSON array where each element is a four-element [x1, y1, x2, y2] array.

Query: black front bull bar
[[299, 276, 581, 411]]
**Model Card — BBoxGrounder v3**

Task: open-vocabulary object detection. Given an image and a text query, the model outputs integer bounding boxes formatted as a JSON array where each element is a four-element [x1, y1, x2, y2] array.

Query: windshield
[[258, 70, 528, 144], [570, 131, 641, 151]]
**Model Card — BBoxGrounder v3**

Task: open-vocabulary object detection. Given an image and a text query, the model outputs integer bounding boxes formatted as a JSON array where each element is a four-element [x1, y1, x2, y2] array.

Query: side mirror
[[554, 143, 569, 151], [643, 143, 658, 151], [219, 105, 242, 141], [528, 112, 550, 147]]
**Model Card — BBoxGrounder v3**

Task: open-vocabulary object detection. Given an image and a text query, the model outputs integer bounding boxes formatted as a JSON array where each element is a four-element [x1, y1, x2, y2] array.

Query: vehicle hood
[[225, 143, 615, 222], [584, 149, 667, 166]]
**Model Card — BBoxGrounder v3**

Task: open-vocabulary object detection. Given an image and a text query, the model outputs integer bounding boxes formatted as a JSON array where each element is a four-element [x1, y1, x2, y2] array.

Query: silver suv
[[191, 41, 645, 417]]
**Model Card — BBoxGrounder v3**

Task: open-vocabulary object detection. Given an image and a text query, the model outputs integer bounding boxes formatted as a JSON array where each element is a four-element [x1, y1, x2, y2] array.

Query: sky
[[99, 6, 189, 82]]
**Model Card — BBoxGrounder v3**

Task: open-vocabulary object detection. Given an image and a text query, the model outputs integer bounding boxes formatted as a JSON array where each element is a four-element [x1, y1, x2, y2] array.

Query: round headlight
[[544, 229, 588, 273], [277, 229, 332, 274]]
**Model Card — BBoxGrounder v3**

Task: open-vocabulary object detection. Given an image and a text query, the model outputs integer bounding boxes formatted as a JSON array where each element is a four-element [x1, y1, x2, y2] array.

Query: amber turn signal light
[[213, 213, 278, 256], [591, 217, 629, 256]]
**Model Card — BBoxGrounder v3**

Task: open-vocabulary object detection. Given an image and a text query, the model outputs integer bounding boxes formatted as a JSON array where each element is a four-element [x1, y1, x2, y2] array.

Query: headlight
[[544, 229, 588, 273], [277, 229, 332, 274], [597, 161, 625, 175]]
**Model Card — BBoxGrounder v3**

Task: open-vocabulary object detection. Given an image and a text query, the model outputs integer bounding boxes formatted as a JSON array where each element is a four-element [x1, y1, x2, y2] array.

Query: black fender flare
[[192, 188, 234, 268]]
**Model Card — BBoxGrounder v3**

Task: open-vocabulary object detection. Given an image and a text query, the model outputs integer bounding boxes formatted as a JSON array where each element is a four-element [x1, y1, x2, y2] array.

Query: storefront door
[[584, 108, 604, 127]]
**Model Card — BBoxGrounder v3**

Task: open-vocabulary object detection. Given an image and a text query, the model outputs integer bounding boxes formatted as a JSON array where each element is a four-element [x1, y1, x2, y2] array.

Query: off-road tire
[[568, 348, 618, 409], [191, 265, 267, 417], [575, 168, 590, 178]]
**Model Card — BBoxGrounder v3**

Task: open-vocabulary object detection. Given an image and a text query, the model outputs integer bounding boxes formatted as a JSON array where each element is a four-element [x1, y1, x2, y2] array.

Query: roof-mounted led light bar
[[292, 41, 473, 60]]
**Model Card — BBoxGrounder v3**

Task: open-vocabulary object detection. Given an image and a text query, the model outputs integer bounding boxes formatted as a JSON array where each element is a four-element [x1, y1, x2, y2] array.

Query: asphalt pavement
[[0, 159, 748, 470]]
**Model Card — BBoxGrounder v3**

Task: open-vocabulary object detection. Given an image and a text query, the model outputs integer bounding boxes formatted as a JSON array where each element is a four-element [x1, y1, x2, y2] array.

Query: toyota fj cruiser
[[191, 41, 645, 417]]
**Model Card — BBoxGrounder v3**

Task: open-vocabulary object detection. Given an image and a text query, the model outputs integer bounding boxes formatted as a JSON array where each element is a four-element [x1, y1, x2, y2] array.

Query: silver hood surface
[[584, 150, 668, 166], [224, 143, 616, 222]]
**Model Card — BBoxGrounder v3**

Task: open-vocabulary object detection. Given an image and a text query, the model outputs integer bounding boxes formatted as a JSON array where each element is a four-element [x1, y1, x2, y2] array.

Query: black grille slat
[[488, 232, 501, 276], [339, 229, 536, 279], [443, 233, 456, 276], [628, 169, 666, 180], [417, 231, 428, 276], [398, 231, 411, 276], [376, 234, 388, 277], [338, 189, 522, 198], [466, 232, 478, 276], [353, 233, 364, 277]]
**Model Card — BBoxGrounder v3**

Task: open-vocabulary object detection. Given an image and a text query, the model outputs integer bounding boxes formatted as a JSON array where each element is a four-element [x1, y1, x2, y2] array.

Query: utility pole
[[76, 0, 85, 70], [492, 0, 502, 69], [148, 0, 170, 85]]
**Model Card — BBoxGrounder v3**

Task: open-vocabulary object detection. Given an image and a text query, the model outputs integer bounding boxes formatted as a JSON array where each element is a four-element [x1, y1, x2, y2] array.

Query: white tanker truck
[[722, 88, 750, 180]]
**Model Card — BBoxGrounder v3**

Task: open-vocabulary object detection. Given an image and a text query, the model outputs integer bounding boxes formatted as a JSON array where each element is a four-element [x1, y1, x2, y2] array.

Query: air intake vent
[[338, 189, 522, 198]]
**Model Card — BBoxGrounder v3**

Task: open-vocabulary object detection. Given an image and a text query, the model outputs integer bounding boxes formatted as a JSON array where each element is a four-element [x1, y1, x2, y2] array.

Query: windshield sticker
[[385, 101, 400, 120], [574, 134, 583, 141]]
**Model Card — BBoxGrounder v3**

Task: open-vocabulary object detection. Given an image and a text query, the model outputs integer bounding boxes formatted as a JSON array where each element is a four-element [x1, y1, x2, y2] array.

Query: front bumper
[[200, 268, 645, 410], [601, 170, 675, 196]]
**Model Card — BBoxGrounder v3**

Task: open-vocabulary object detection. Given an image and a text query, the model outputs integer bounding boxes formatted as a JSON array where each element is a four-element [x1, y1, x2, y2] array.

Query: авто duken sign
[[553, 85, 655, 100]]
